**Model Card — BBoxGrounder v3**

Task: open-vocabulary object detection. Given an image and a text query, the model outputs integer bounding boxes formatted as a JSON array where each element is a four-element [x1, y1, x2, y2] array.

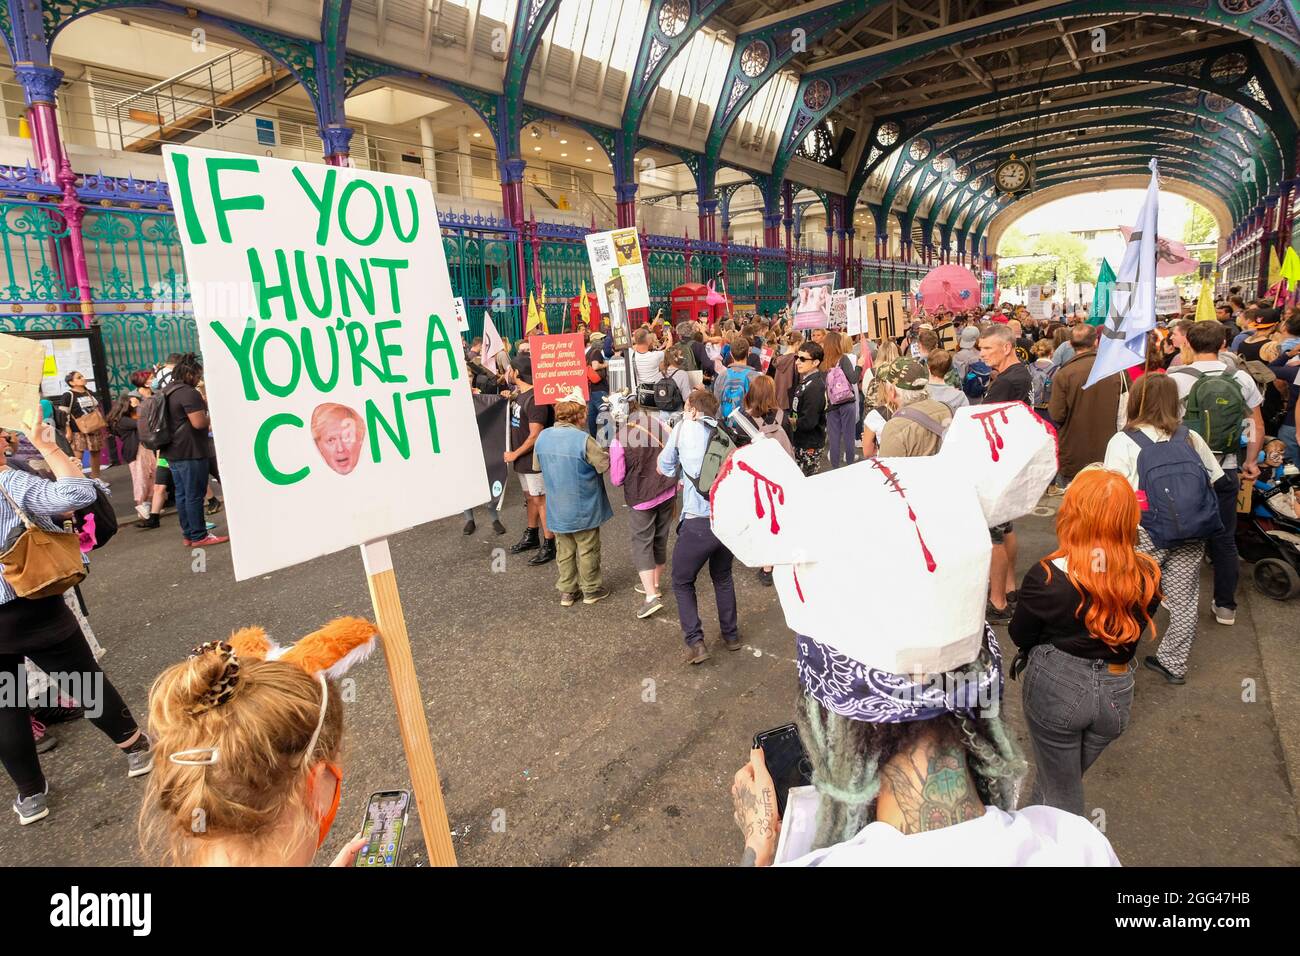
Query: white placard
[[163, 145, 488, 579], [1154, 286, 1181, 315], [831, 288, 855, 329], [453, 296, 470, 333], [585, 227, 649, 312], [846, 295, 866, 337]]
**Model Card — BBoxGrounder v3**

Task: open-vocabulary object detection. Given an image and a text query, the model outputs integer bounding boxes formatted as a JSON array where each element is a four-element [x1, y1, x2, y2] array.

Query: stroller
[[1237, 464, 1300, 601]]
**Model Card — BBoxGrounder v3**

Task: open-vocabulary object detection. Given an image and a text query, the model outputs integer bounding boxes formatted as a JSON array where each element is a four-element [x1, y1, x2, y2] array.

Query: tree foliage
[[996, 227, 1095, 289]]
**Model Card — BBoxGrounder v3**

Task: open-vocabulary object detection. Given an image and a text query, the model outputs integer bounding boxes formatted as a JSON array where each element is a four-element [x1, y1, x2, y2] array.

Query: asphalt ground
[[5, 462, 1299, 867]]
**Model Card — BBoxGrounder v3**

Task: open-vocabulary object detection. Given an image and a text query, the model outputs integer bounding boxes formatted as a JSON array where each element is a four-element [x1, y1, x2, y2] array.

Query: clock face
[[996, 160, 1029, 192]]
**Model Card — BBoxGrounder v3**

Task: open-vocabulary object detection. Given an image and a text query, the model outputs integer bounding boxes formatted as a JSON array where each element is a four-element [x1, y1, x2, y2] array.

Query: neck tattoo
[[877, 736, 985, 834]]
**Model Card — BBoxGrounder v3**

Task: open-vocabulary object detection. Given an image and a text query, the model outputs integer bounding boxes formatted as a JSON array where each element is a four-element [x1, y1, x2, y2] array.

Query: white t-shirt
[[782, 805, 1119, 866], [1103, 425, 1224, 490], [1169, 361, 1261, 470], [632, 349, 664, 386]]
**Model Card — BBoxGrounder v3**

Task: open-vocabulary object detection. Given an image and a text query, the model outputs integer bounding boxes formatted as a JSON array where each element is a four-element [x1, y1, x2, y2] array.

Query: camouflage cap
[[876, 357, 930, 391]]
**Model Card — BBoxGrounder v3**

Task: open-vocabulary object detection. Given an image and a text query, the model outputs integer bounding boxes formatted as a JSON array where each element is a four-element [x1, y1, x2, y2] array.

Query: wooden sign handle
[[361, 538, 457, 867]]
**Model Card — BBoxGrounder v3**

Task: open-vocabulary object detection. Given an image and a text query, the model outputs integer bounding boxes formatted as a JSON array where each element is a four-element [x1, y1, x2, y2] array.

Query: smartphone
[[354, 789, 411, 868], [753, 723, 813, 817]]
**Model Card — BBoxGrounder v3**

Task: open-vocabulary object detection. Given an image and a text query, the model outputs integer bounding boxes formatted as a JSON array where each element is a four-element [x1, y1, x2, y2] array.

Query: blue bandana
[[796, 626, 1004, 724]]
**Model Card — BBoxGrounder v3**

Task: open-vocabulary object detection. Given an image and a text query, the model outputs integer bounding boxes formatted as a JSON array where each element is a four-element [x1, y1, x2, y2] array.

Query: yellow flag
[[526, 291, 543, 336], [578, 280, 591, 327], [1194, 278, 1216, 322], [1268, 246, 1283, 289]]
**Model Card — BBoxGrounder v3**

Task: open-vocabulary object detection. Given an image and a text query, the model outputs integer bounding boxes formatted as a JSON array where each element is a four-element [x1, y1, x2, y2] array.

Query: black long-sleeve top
[[789, 371, 828, 449], [1008, 561, 1160, 665]]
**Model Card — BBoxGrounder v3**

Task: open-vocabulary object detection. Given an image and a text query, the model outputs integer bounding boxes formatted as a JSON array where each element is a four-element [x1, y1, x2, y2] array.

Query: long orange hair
[[1040, 468, 1161, 647]]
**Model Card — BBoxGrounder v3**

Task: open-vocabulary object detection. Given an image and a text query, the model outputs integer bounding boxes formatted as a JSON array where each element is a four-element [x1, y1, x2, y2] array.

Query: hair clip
[[188, 641, 242, 713], [169, 747, 220, 766]]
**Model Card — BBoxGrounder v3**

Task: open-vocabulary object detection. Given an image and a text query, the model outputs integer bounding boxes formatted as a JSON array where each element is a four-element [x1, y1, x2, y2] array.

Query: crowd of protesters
[[3, 280, 1298, 869]]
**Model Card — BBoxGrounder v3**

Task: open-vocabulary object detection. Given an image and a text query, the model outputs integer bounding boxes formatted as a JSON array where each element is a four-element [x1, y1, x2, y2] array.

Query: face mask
[[315, 761, 343, 850]]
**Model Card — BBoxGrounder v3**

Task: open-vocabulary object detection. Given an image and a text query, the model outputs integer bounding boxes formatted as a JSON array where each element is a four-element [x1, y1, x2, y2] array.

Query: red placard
[[529, 333, 590, 405]]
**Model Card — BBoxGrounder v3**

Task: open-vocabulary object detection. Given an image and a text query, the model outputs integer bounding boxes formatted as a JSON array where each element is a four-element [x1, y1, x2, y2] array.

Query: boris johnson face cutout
[[311, 403, 366, 475]]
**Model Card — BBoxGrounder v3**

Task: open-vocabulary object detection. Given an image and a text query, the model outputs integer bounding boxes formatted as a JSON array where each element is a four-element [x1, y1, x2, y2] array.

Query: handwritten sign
[[530, 332, 589, 405], [868, 292, 905, 340], [163, 145, 488, 580], [0, 332, 45, 434]]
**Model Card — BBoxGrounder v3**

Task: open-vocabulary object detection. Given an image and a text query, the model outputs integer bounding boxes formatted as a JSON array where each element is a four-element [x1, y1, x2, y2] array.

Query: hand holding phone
[[354, 789, 411, 868], [752, 723, 813, 818]]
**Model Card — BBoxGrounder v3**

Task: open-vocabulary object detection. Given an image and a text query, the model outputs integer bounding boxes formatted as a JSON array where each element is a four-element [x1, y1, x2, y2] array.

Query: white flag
[[481, 311, 505, 370], [1086, 159, 1159, 387]]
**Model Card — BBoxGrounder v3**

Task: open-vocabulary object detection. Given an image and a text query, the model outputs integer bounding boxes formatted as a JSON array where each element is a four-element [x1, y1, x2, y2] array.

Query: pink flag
[[1118, 227, 1197, 277]]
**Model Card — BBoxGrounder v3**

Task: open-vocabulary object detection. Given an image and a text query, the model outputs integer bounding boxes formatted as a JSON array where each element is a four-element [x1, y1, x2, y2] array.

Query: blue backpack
[[1128, 426, 1223, 549], [962, 360, 993, 399], [719, 367, 755, 419]]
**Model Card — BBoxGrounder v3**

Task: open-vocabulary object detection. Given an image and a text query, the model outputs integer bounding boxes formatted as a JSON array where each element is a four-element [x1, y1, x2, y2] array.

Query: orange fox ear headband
[[169, 617, 378, 767]]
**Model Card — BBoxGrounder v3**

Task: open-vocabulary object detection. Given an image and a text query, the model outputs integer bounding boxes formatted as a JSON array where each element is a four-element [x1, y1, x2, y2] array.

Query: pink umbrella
[[917, 264, 982, 313]]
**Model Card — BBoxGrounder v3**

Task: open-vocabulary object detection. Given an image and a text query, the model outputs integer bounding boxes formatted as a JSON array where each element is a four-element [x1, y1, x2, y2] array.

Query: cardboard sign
[[1155, 286, 1181, 315], [163, 145, 488, 580], [530, 332, 589, 405], [794, 272, 835, 330], [453, 297, 470, 334], [586, 228, 649, 312], [846, 295, 866, 337], [605, 273, 632, 351], [710, 402, 1056, 674], [868, 292, 905, 340], [0, 332, 46, 434]]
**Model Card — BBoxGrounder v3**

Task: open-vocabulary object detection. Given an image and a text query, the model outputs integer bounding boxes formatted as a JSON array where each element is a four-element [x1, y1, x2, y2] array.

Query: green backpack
[[687, 420, 737, 498], [1174, 367, 1246, 457]]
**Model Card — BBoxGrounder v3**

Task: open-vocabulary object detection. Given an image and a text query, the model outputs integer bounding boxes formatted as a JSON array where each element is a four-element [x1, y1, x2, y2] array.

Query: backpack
[[1127, 427, 1223, 549], [962, 360, 993, 399], [137, 382, 181, 451], [1172, 367, 1246, 458], [653, 375, 684, 412], [892, 406, 949, 450], [719, 368, 754, 419], [825, 362, 854, 405], [1029, 360, 1055, 408], [686, 420, 737, 499]]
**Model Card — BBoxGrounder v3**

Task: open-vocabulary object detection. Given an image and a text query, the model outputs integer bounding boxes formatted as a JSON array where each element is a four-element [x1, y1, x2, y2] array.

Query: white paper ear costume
[[710, 402, 1057, 675]]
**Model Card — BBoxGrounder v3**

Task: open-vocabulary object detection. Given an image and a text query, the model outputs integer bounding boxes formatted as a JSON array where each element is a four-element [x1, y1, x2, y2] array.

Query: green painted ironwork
[[96, 310, 200, 394], [442, 231, 519, 342], [536, 238, 588, 333], [0, 201, 75, 302]]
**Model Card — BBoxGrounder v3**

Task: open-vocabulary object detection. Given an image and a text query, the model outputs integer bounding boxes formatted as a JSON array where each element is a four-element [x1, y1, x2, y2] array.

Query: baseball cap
[[876, 357, 930, 391], [589, 331, 606, 341], [959, 326, 980, 348]]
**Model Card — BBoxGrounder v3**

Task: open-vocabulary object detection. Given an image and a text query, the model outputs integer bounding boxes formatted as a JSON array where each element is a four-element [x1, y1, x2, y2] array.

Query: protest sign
[[794, 272, 835, 330], [530, 332, 589, 405], [1154, 286, 1181, 315], [606, 272, 632, 351], [831, 288, 854, 330], [0, 332, 46, 434], [868, 292, 904, 339], [586, 227, 649, 312], [846, 295, 866, 336], [453, 296, 469, 334], [165, 144, 483, 865]]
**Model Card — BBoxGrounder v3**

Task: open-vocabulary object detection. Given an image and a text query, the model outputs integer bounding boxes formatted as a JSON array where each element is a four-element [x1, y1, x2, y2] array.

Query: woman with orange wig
[[1008, 468, 1162, 815]]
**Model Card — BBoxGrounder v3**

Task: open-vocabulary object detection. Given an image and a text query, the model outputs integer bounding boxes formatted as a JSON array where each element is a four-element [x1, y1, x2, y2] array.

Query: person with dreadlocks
[[718, 400, 1119, 865], [159, 353, 228, 548]]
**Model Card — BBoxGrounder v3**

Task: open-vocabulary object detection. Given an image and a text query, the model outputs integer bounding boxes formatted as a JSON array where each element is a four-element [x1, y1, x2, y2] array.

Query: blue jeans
[[169, 457, 209, 542], [1022, 644, 1133, 815], [587, 390, 608, 441]]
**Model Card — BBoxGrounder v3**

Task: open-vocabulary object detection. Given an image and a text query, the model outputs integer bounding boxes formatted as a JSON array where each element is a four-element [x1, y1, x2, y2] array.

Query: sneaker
[[685, 642, 711, 665], [637, 595, 664, 619], [30, 702, 82, 725], [1046, 485, 1066, 497], [985, 601, 1013, 625], [31, 718, 56, 755], [560, 591, 580, 608], [187, 534, 230, 547], [462, 519, 476, 536], [204, 497, 223, 515], [634, 583, 647, 595], [582, 587, 610, 605], [12, 785, 49, 825], [757, 569, 774, 587], [1212, 604, 1235, 626], [492, 519, 507, 535], [125, 735, 154, 778], [1142, 655, 1186, 685]]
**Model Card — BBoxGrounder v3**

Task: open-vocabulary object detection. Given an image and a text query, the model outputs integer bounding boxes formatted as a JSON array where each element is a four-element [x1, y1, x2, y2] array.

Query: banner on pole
[[163, 145, 488, 579], [793, 272, 835, 329], [586, 228, 649, 312]]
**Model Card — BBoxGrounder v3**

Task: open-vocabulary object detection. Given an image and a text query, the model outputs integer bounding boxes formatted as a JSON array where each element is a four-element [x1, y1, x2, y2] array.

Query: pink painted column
[[57, 159, 93, 329], [14, 65, 65, 183]]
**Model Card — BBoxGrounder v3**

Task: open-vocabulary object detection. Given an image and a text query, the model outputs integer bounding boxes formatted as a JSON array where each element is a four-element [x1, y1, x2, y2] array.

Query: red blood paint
[[737, 461, 785, 535], [869, 458, 938, 573], [970, 405, 1013, 462], [709, 456, 736, 514], [793, 565, 805, 602]]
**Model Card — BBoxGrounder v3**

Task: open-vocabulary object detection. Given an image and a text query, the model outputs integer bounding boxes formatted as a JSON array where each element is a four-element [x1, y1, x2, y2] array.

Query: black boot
[[509, 527, 540, 554], [136, 513, 160, 530], [528, 536, 557, 566], [462, 519, 476, 535]]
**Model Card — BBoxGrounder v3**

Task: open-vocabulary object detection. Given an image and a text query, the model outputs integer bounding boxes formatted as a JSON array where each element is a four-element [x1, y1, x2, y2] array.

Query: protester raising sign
[[163, 145, 488, 580]]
